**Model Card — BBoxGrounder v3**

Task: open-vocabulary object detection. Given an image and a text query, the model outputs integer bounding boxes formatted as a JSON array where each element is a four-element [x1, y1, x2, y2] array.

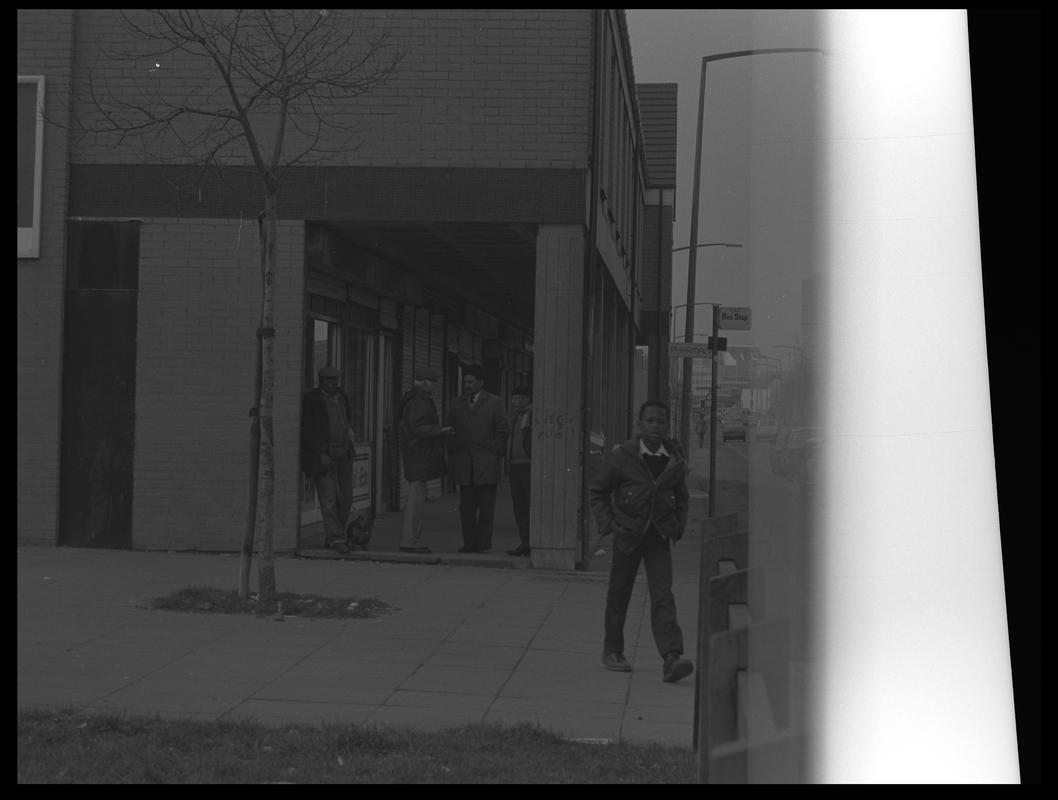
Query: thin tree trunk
[[256, 191, 278, 608], [238, 316, 263, 600]]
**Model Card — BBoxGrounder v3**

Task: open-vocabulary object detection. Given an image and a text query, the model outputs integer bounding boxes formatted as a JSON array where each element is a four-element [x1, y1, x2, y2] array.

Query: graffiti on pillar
[[536, 409, 578, 441]]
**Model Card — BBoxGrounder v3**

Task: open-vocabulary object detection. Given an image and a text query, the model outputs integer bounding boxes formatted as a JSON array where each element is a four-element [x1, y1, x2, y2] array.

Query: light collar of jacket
[[638, 439, 670, 458]]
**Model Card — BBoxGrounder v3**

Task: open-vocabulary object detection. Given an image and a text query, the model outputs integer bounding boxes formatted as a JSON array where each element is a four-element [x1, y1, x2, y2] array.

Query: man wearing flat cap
[[397, 365, 452, 554], [301, 365, 357, 554]]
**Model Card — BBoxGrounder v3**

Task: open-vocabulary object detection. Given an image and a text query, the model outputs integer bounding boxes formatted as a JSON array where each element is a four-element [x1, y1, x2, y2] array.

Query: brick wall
[[132, 218, 305, 551], [19, 8, 614, 552], [641, 200, 675, 317], [17, 10, 76, 544], [69, 9, 593, 170]]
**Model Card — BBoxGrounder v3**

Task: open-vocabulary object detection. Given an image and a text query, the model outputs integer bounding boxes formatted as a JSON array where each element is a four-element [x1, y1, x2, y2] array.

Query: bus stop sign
[[718, 306, 751, 330]]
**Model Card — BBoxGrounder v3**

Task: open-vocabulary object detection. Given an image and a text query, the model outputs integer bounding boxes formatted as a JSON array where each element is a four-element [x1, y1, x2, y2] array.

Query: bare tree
[[78, 9, 402, 608]]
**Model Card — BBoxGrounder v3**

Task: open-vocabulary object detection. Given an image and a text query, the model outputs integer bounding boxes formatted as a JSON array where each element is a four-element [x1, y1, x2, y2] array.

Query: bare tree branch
[[75, 8, 405, 604]]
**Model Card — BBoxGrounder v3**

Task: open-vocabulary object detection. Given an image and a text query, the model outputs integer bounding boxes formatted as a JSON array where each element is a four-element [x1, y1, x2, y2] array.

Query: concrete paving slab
[[426, 642, 526, 670], [93, 677, 253, 716], [18, 672, 135, 707], [19, 518, 711, 749], [251, 681, 395, 706], [398, 664, 511, 695]]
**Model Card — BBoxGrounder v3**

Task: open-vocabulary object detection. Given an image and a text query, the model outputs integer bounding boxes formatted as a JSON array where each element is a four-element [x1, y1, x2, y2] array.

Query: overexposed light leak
[[812, 10, 1019, 782]]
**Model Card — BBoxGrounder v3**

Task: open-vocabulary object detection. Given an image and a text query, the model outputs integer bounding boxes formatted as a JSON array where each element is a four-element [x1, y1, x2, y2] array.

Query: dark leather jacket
[[398, 386, 446, 481], [588, 435, 689, 554], [300, 386, 355, 478]]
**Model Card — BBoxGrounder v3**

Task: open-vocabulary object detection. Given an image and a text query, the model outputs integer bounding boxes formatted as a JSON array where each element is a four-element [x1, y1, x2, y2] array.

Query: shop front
[[297, 223, 536, 550]]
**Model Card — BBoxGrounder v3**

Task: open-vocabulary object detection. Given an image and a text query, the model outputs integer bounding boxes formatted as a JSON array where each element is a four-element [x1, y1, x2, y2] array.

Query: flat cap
[[318, 365, 340, 378], [512, 384, 532, 397]]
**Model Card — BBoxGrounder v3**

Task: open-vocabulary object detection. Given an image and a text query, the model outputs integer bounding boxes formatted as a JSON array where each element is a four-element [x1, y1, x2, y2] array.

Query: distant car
[[721, 420, 746, 442], [772, 427, 822, 478], [754, 418, 780, 441]]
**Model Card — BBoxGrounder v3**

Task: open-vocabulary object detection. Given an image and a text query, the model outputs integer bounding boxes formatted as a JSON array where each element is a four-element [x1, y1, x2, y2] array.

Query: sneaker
[[662, 653, 693, 683], [601, 651, 632, 672], [506, 545, 531, 556], [329, 541, 351, 555], [399, 546, 431, 554]]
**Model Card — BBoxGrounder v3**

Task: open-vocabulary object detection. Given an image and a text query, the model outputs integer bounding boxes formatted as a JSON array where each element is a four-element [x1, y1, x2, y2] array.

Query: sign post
[[673, 305, 752, 768], [708, 306, 750, 516], [708, 306, 720, 517]]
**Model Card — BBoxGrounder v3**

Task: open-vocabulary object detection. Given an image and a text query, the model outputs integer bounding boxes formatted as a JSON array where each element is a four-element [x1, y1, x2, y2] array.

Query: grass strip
[[18, 708, 696, 784]]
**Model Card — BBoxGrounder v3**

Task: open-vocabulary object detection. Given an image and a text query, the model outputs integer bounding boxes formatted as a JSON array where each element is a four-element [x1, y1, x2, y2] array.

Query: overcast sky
[[625, 10, 827, 354]]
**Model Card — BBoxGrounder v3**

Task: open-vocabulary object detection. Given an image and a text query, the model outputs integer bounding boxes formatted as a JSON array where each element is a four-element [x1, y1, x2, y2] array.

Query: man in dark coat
[[589, 399, 694, 684], [398, 365, 452, 554], [301, 365, 356, 554], [445, 365, 509, 553]]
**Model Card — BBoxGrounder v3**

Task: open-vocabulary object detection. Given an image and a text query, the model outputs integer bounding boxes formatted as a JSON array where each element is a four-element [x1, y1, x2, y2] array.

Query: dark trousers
[[509, 462, 531, 548], [313, 461, 355, 547], [458, 483, 498, 551], [604, 532, 684, 659]]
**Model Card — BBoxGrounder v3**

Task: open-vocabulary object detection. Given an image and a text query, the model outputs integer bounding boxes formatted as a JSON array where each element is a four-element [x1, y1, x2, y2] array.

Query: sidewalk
[[18, 449, 723, 748]]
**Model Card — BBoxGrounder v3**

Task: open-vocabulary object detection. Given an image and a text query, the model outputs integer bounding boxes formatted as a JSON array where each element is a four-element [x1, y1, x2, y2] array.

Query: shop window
[[307, 317, 343, 389], [345, 327, 375, 442]]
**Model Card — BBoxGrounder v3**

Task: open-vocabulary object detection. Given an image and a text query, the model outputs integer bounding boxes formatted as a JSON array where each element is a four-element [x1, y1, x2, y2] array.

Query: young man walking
[[589, 400, 694, 683]]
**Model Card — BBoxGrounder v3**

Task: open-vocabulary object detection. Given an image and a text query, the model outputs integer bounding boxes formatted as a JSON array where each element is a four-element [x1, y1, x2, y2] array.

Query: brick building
[[17, 9, 676, 570]]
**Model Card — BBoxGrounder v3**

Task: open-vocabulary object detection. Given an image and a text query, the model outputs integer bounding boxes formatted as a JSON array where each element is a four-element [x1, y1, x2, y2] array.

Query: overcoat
[[398, 386, 446, 481], [445, 391, 509, 485], [300, 387, 355, 478], [588, 435, 690, 555]]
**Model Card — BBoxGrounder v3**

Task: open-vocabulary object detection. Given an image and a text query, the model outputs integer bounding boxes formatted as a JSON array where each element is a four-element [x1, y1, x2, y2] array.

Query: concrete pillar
[[529, 225, 585, 571]]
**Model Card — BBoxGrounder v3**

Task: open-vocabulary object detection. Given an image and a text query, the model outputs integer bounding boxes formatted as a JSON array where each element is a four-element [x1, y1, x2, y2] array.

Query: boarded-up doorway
[[58, 220, 139, 548]]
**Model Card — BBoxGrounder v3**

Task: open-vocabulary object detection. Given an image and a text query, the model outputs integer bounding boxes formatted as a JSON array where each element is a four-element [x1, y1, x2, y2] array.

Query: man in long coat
[[445, 365, 509, 553], [397, 365, 451, 554], [301, 365, 356, 553]]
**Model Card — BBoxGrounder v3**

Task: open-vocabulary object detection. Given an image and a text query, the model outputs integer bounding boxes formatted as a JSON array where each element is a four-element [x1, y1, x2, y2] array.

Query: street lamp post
[[678, 298, 727, 518], [686, 47, 826, 784], [676, 244, 741, 450], [680, 48, 823, 453]]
